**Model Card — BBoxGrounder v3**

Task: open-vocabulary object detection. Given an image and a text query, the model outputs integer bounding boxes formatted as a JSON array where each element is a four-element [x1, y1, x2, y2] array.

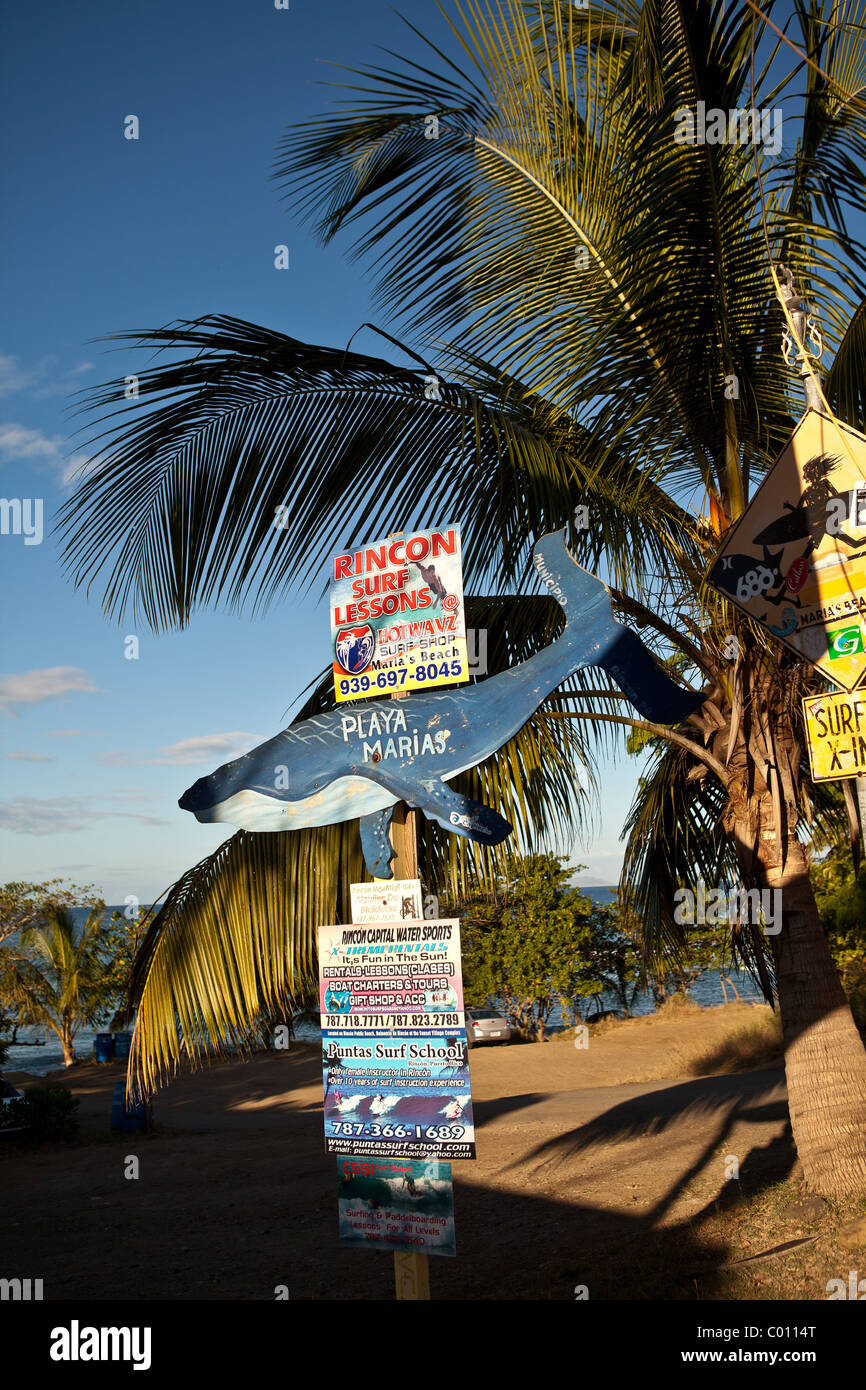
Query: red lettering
[[406, 536, 430, 561], [431, 529, 456, 558]]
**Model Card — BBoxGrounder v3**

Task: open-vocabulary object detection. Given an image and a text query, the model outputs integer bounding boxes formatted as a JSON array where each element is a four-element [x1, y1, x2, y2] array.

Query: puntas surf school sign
[[330, 526, 468, 703]]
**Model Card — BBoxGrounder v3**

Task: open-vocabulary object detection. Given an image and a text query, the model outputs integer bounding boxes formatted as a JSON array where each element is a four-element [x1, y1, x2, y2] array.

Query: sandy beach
[[7, 1002, 837, 1301]]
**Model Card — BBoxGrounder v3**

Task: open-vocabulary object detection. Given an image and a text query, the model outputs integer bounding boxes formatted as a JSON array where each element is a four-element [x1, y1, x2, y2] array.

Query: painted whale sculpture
[[179, 530, 704, 877]]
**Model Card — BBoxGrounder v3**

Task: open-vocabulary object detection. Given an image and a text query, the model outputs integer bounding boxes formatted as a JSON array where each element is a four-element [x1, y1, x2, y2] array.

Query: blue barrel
[[110, 1079, 148, 1132], [94, 1032, 114, 1063], [112, 1031, 132, 1060]]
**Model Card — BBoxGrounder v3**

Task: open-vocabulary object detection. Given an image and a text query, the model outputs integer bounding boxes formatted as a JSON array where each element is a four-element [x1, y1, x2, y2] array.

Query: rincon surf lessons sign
[[329, 525, 468, 702]]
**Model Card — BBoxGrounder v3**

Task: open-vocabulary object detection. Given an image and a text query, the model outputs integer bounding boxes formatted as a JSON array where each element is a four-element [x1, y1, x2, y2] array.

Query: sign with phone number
[[329, 525, 468, 703], [336, 657, 465, 700]]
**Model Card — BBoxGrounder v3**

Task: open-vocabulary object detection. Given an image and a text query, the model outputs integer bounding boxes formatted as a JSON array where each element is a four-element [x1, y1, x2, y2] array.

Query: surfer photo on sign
[[411, 558, 448, 606]]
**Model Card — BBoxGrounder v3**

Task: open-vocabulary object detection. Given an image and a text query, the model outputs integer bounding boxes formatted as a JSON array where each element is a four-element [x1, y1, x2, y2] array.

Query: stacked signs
[[330, 525, 468, 702], [319, 911, 474, 1162], [707, 411, 866, 780], [320, 883, 469, 1258]]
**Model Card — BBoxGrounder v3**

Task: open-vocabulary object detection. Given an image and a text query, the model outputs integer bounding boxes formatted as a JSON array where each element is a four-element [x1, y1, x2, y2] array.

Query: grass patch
[[683, 1012, 783, 1077]]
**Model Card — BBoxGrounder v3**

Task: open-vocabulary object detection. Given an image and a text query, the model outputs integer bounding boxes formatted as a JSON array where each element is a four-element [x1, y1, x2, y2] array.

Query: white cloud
[[60, 453, 101, 488], [0, 667, 101, 717], [0, 796, 170, 836], [44, 729, 106, 738], [91, 749, 140, 767], [0, 422, 63, 462], [6, 751, 56, 762], [0, 355, 52, 396], [152, 732, 260, 766], [0, 354, 95, 399], [0, 421, 98, 488]]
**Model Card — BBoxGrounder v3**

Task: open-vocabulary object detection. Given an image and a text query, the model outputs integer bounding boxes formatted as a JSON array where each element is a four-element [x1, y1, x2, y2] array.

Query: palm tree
[[57, 0, 866, 1193], [4, 906, 115, 1066]]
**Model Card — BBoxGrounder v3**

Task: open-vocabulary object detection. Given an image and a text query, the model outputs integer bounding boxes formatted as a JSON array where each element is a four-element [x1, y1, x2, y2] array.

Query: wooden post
[[388, 800, 431, 1300], [386, 548, 431, 1300]]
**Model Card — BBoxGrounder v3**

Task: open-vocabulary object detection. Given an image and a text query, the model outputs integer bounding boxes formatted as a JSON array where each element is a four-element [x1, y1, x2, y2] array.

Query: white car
[[466, 1008, 511, 1046]]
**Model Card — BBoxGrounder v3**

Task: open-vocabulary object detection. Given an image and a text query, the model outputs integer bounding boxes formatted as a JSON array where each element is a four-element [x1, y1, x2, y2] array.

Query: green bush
[[0, 1084, 80, 1140]]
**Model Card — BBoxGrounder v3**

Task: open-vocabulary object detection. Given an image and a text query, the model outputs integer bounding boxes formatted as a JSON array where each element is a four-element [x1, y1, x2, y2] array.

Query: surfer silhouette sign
[[706, 410, 866, 691], [180, 529, 704, 877]]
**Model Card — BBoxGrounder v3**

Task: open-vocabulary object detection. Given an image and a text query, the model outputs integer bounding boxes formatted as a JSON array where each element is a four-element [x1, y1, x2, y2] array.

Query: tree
[[449, 854, 603, 1041], [583, 902, 642, 1018], [56, 0, 866, 1192], [1, 905, 135, 1066], [0, 879, 103, 946]]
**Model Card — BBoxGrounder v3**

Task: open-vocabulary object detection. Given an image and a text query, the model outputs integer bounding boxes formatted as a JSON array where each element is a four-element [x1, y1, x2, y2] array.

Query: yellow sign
[[803, 690, 866, 781], [707, 411, 866, 692]]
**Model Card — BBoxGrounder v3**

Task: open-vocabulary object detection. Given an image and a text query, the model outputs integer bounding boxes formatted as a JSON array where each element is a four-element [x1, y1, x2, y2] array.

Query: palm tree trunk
[[746, 807, 866, 1197]]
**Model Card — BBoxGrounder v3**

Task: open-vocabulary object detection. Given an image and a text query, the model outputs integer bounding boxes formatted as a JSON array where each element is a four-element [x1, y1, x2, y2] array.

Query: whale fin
[[356, 763, 512, 851], [533, 530, 705, 725], [359, 807, 398, 880]]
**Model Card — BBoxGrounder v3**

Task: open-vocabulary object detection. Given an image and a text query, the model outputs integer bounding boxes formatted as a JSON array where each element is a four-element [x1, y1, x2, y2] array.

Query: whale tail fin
[[533, 530, 705, 725]]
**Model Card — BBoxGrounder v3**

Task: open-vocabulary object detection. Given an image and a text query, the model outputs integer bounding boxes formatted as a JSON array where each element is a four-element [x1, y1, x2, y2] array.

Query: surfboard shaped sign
[[707, 411, 866, 691], [179, 530, 704, 877]]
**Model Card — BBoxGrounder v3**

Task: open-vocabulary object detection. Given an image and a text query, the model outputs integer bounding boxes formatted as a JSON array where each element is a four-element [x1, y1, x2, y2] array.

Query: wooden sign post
[[387, 714, 431, 1298]]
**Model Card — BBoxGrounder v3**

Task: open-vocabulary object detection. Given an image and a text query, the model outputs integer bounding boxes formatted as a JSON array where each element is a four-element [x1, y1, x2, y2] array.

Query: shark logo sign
[[335, 624, 376, 675], [707, 411, 866, 690]]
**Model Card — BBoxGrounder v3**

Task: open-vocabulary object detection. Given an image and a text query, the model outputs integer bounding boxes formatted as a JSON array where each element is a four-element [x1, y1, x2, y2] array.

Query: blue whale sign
[[179, 530, 704, 877]]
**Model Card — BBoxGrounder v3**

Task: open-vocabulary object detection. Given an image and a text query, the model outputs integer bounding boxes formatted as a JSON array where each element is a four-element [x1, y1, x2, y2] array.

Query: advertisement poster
[[318, 918, 475, 1160], [319, 919, 463, 1031], [350, 879, 423, 925], [330, 525, 468, 702], [707, 411, 866, 691], [802, 690, 866, 780], [336, 1157, 456, 1257], [322, 1032, 474, 1160]]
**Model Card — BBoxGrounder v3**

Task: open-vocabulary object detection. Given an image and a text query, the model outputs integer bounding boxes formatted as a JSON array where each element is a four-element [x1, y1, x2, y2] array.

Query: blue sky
[[0, 0, 649, 902]]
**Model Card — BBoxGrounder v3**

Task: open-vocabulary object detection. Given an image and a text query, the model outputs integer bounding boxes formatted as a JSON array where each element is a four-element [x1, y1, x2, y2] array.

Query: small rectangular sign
[[349, 879, 423, 925], [318, 918, 475, 1160], [319, 919, 464, 1031], [329, 525, 468, 702], [322, 1031, 474, 1160], [336, 1157, 456, 1257], [802, 690, 866, 780]]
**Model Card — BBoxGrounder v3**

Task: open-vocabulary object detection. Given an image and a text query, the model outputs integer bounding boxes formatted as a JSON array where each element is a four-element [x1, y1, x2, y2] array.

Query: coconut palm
[[3, 906, 117, 1066], [57, 0, 866, 1192]]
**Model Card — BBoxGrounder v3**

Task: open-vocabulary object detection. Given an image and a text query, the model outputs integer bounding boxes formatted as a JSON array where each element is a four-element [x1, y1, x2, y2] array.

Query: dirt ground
[[3, 1003, 861, 1300]]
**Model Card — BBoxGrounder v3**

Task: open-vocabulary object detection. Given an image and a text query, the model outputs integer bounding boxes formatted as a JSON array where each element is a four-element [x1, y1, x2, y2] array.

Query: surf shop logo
[[828, 625, 865, 660], [335, 624, 375, 675]]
